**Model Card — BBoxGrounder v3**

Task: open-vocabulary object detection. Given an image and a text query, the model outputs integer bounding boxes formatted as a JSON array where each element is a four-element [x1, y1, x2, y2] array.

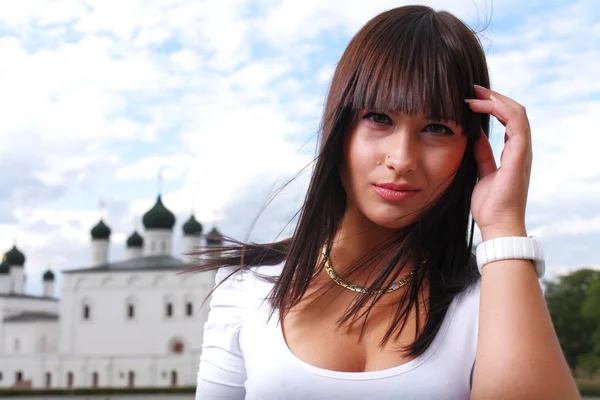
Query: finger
[[473, 130, 497, 179], [466, 99, 506, 128], [473, 85, 527, 116], [466, 96, 530, 143]]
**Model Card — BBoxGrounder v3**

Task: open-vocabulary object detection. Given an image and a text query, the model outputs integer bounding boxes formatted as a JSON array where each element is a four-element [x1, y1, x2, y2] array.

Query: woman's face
[[340, 110, 468, 230]]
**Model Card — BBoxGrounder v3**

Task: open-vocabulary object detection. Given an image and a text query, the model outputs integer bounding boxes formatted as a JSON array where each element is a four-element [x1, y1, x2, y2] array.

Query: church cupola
[[90, 219, 111, 240], [142, 195, 175, 257], [4, 245, 25, 266], [142, 196, 175, 230], [42, 269, 55, 298], [126, 230, 144, 260], [3, 245, 26, 294], [183, 215, 203, 236], [206, 226, 224, 247], [0, 261, 10, 293], [90, 218, 111, 266], [182, 214, 203, 264], [127, 231, 144, 248]]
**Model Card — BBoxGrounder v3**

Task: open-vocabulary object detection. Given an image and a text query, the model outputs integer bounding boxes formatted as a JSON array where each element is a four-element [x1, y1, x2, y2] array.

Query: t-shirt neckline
[[272, 295, 459, 381]]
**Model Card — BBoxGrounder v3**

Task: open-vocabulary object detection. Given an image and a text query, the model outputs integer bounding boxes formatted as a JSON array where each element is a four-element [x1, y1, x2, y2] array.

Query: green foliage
[[579, 276, 600, 375], [577, 381, 600, 397], [544, 269, 600, 373]]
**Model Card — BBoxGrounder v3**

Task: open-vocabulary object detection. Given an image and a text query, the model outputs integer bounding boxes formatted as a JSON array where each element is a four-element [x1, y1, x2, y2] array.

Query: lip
[[375, 182, 421, 191], [372, 183, 420, 202]]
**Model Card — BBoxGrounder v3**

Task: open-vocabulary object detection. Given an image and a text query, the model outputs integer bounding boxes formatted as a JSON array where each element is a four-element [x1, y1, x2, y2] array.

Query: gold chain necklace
[[321, 244, 419, 294]]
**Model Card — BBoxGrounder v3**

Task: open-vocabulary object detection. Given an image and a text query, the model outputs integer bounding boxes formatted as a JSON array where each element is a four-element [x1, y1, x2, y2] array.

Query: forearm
[[471, 232, 579, 399]]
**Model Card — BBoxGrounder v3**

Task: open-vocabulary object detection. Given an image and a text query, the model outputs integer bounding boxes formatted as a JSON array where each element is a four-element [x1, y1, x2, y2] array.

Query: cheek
[[342, 134, 378, 185], [427, 142, 467, 185]]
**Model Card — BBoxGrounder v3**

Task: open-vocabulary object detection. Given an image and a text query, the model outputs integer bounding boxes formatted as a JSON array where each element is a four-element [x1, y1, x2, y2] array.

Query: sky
[[0, 0, 598, 296]]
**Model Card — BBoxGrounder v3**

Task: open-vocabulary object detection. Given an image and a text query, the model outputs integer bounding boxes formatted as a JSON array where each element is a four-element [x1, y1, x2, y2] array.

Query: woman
[[193, 5, 579, 400]]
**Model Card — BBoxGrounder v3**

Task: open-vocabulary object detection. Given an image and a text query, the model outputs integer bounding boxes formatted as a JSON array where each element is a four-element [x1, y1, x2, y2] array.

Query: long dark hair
[[188, 5, 490, 358]]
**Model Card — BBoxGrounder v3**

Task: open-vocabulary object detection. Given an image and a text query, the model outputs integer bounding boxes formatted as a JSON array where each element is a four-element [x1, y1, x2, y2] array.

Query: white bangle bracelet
[[475, 236, 545, 279]]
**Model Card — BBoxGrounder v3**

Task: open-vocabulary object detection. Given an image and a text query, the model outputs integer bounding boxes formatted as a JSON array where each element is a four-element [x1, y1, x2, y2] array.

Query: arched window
[[170, 370, 178, 387], [82, 297, 92, 321], [161, 241, 166, 252], [151, 242, 156, 252], [184, 293, 195, 318], [45, 372, 51, 388], [164, 294, 176, 318], [15, 371, 23, 383], [92, 372, 99, 387], [14, 339, 19, 352], [66, 372, 74, 388], [126, 296, 137, 320], [128, 371, 135, 387]]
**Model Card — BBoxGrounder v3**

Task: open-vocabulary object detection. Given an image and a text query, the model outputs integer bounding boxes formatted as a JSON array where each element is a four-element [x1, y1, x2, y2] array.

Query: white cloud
[[530, 215, 600, 240], [0, 0, 597, 296], [114, 154, 192, 181]]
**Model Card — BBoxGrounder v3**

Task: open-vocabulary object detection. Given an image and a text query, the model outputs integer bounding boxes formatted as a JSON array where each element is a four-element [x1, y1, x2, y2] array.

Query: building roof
[[63, 255, 188, 274], [0, 261, 9, 274], [0, 293, 58, 301], [126, 231, 144, 248], [91, 219, 111, 240], [3, 245, 25, 266], [142, 195, 176, 230], [206, 226, 224, 246], [183, 214, 203, 236], [3, 311, 59, 323], [43, 269, 55, 281]]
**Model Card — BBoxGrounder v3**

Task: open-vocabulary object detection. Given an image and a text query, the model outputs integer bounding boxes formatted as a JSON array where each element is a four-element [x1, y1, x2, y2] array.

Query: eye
[[362, 112, 392, 126], [423, 123, 454, 136]]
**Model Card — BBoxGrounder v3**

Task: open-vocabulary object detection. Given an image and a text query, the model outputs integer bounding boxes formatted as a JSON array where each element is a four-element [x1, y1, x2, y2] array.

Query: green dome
[[126, 231, 144, 248], [3, 245, 25, 266], [43, 269, 55, 281], [0, 261, 9, 274], [91, 219, 111, 240], [183, 215, 203, 236], [142, 195, 175, 230], [206, 226, 223, 246]]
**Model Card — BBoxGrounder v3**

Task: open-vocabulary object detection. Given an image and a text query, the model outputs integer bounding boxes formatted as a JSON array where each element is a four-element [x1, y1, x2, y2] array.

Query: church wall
[[35, 322, 60, 353], [0, 276, 10, 293], [2, 297, 59, 317], [143, 230, 172, 257], [2, 321, 58, 355], [58, 269, 215, 357], [0, 351, 202, 388]]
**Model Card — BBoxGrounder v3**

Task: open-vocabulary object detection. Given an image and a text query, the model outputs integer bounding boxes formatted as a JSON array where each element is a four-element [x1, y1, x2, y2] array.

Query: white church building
[[0, 195, 221, 389]]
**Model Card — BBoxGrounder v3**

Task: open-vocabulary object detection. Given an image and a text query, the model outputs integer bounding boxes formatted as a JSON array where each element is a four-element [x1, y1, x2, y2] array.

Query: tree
[[579, 273, 600, 375], [544, 269, 600, 374]]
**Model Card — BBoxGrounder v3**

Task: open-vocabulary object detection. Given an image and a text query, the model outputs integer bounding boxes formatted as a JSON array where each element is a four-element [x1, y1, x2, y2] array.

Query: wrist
[[480, 225, 527, 242]]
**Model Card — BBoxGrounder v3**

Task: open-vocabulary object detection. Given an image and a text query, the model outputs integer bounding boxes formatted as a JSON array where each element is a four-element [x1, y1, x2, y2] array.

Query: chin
[[366, 212, 416, 230]]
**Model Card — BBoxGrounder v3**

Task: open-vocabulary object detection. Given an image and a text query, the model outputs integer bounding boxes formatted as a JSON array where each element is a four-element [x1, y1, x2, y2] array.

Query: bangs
[[342, 11, 479, 129]]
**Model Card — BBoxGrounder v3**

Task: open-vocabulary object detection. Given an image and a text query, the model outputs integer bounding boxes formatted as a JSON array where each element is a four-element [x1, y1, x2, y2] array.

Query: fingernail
[[474, 84, 487, 90], [489, 94, 499, 102]]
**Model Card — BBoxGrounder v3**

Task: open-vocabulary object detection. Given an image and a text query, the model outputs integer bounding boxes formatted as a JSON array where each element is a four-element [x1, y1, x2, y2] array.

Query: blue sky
[[0, 0, 598, 296]]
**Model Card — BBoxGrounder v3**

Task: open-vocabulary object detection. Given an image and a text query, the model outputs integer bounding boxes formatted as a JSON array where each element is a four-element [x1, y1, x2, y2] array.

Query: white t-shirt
[[196, 263, 480, 400]]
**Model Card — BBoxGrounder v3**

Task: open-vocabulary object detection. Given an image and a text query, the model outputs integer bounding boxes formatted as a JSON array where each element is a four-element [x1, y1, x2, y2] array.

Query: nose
[[383, 130, 418, 174]]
